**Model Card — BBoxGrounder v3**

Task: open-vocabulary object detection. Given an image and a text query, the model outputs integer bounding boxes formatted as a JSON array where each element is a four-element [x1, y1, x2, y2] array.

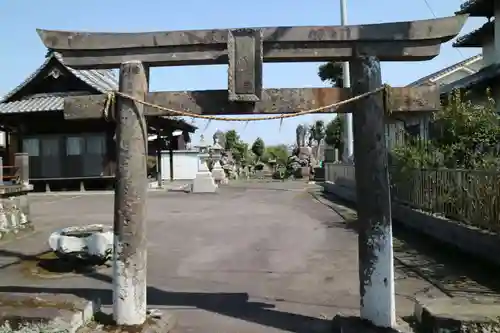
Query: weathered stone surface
[[0, 190, 32, 240], [77, 310, 176, 333], [36, 15, 467, 68], [191, 172, 218, 193], [0, 223, 34, 242], [0, 293, 99, 333], [331, 315, 411, 333], [227, 28, 263, 102], [211, 161, 226, 184], [63, 86, 441, 119], [414, 297, 500, 333], [48, 224, 113, 262], [190, 157, 217, 193]]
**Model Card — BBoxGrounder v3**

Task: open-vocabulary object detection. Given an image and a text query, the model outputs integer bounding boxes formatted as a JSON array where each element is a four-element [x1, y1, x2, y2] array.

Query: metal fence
[[324, 163, 500, 233]]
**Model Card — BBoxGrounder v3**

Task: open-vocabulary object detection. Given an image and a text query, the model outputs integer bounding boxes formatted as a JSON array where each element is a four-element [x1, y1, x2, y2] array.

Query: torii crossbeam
[[36, 14, 466, 330]]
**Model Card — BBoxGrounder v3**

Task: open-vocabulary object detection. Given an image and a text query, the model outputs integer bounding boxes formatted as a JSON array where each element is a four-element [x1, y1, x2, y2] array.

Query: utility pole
[[340, 0, 354, 163]]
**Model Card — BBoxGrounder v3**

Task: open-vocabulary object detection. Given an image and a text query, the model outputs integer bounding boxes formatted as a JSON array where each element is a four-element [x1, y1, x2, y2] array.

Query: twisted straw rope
[[103, 84, 390, 122]]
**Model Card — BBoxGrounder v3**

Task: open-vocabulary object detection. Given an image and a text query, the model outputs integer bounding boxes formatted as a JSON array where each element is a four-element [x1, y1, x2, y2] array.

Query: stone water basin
[[48, 224, 113, 265]]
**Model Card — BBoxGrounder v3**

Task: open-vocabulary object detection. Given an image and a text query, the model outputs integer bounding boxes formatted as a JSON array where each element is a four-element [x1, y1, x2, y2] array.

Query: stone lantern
[[191, 135, 217, 193], [210, 138, 227, 184], [195, 135, 210, 171], [211, 138, 223, 160]]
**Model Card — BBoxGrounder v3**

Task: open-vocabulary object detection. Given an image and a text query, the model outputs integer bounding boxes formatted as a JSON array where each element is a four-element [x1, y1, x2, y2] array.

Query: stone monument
[[295, 124, 314, 178], [192, 135, 218, 193]]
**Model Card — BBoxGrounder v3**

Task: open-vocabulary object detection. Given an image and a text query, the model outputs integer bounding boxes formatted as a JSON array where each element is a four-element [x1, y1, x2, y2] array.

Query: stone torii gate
[[37, 14, 465, 329]]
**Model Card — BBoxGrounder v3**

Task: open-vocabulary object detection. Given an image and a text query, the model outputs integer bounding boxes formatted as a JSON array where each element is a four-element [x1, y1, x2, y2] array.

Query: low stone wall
[[322, 181, 500, 266], [0, 185, 33, 240]]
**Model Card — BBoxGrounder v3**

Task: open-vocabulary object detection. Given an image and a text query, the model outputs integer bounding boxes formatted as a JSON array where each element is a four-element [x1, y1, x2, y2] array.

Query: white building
[[444, 0, 500, 108]]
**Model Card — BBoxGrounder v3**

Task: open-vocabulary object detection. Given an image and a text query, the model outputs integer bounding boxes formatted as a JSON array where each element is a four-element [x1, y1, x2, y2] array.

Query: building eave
[[0, 52, 197, 132], [406, 54, 482, 87], [1, 52, 118, 103], [440, 62, 500, 94], [453, 20, 494, 47], [456, 0, 494, 17]]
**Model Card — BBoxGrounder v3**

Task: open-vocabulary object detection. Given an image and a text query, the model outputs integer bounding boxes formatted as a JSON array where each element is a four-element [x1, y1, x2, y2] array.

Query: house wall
[[160, 150, 199, 181], [8, 113, 115, 180]]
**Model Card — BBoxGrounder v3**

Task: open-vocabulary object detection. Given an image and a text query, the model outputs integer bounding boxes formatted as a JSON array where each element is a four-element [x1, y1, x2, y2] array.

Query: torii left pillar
[[113, 60, 148, 326]]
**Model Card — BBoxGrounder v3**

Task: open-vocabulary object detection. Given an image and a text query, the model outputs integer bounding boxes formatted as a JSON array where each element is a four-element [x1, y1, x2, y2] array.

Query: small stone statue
[[213, 130, 226, 150], [296, 124, 306, 147]]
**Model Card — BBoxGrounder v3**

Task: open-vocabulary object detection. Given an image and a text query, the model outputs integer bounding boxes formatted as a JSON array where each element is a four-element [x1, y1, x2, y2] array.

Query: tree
[[224, 129, 240, 151], [264, 145, 290, 166], [325, 116, 344, 149], [309, 120, 326, 160], [318, 62, 344, 87], [232, 141, 249, 166], [251, 137, 265, 162]]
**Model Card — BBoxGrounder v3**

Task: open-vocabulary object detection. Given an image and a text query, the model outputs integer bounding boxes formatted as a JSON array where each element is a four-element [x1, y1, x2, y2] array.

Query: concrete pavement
[[0, 181, 497, 332]]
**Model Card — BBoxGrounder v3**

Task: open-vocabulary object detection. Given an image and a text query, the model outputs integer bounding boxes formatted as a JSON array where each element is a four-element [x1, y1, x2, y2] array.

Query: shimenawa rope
[[102, 84, 391, 122]]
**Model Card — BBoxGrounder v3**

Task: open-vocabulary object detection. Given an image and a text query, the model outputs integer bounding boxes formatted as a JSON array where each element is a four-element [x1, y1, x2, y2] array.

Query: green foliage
[[224, 129, 239, 151], [318, 62, 344, 87], [251, 137, 265, 161], [392, 90, 500, 170], [325, 116, 344, 148], [223, 130, 249, 166], [232, 141, 248, 165], [263, 144, 290, 165], [309, 120, 325, 143], [390, 90, 500, 231]]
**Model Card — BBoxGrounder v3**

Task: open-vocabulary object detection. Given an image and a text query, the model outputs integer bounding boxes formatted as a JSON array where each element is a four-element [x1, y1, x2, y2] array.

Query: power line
[[422, 0, 466, 59]]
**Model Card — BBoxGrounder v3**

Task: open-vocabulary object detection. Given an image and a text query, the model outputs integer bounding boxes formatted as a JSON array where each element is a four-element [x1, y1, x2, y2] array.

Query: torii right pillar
[[350, 55, 395, 328]]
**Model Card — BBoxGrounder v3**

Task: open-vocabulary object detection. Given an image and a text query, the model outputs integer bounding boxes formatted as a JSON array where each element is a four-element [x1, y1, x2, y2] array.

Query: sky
[[0, 0, 486, 146]]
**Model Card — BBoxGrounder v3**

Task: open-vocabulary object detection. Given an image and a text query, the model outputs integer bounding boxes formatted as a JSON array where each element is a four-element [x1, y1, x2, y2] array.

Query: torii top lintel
[[37, 15, 467, 70]]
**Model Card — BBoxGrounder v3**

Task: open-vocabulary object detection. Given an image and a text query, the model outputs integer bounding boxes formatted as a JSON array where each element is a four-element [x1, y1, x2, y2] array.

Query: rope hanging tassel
[[102, 84, 391, 122]]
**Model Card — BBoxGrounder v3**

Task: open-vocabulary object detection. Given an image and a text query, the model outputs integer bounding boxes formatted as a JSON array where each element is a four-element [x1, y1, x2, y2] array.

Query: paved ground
[[0, 181, 499, 332]]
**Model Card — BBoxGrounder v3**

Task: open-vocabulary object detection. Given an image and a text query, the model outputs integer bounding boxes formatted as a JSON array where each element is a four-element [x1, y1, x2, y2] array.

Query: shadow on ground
[[312, 190, 500, 299], [0, 247, 333, 333]]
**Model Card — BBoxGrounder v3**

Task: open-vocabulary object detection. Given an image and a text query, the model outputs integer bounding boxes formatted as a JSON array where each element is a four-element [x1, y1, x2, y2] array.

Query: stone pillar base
[[192, 172, 218, 193]]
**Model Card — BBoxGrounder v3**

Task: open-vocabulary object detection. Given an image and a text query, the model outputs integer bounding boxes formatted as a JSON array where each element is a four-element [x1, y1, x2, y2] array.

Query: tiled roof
[[456, 0, 494, 17], [0, 52, 117, 103], [440, 63, 500, 94], [454, 20, 494, 47], [0, 52, 197, 131], [406, 54, 482, 87], [0, 96, 63, 114]]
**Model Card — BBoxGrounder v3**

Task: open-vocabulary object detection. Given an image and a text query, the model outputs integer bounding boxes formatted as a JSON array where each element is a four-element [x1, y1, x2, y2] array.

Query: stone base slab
[[78, 310, 176, 333], [0, 292, 99, 333], [331, 315, 412, 333], [191, 172, 217, 193], [414, 297, 500, 333]]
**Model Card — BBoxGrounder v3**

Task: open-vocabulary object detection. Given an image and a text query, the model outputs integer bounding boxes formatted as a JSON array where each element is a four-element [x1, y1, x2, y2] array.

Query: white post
[[340, 0, 354, 163]]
